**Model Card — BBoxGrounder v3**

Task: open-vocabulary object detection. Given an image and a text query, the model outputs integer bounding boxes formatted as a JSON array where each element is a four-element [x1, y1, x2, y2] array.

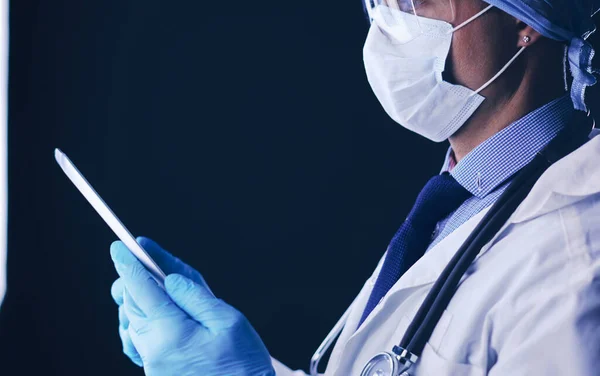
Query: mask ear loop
[[471, 46, 528, 96], [441, 4, 525, 97], [448, 4, 494, 34]]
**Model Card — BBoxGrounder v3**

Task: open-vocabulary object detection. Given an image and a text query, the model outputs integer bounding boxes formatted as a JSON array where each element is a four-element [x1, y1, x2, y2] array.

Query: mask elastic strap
[[471, 46, 527, 96], [447, 5, 494, 34]]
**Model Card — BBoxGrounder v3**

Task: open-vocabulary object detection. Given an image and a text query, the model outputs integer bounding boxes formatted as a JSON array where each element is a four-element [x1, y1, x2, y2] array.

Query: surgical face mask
[[363, 4, 526, 142]]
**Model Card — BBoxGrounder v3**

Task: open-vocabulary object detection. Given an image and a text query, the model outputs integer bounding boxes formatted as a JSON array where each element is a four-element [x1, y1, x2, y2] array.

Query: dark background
[[0, 1, 598, 375]]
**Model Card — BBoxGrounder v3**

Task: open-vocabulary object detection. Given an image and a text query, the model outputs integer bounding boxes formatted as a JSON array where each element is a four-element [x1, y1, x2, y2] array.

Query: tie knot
[[407, 173, 472, 228]]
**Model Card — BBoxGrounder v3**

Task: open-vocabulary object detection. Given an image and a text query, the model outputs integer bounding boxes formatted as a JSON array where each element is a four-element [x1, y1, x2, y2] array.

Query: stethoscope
[[309, 112, 594, 376]]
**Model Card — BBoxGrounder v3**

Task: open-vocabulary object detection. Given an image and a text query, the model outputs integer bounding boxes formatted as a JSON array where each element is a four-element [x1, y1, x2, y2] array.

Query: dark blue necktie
[[358, 172, 472, 327]]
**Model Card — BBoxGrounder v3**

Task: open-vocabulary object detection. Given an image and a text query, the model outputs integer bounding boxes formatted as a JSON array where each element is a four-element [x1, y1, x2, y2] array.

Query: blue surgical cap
[[483, 0, 600, 111]]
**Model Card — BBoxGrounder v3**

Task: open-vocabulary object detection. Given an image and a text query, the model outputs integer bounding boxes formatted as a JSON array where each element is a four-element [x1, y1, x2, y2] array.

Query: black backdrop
[[0, 1, 597, 375]]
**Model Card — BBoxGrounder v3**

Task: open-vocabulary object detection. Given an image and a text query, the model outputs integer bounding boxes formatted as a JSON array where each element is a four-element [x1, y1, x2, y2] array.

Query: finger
[[127, 324, 143, 361], [110, 241, 171, 314], [119, 324, 142, 367], [165, 274, 233, 329], [111, 278, 125, 306], [136, 237, 178, 274], [119, 305, 130, 330], [122, 288, 147, 331], [136, 236, 210, 289]]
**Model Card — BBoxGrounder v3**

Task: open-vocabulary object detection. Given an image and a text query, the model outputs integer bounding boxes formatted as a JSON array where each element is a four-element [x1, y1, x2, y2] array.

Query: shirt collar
[[441, 95, 575, 198]]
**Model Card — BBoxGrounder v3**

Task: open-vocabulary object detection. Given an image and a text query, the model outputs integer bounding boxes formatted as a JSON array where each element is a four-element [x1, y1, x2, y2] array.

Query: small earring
[[522, 35, 531, 44]]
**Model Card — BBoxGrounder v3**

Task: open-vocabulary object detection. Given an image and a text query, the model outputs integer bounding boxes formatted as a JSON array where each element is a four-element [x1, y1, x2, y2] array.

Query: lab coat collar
[[512, 129, 600, 223], [350, 206, 492, 334], [333, 206, 492, 375]]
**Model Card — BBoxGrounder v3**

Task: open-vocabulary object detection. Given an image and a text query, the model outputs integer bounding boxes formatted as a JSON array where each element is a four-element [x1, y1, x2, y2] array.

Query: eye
[[396, 0, 427, 13], [412, 0, 429, 9]]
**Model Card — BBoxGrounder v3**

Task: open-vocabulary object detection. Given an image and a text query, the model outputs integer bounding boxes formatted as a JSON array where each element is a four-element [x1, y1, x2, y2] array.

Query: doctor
[[109, 0, 600, 375]]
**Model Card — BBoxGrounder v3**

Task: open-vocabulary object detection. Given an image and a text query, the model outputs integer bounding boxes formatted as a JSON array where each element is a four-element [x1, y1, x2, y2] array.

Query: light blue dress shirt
[[428, 95, 575, 250]]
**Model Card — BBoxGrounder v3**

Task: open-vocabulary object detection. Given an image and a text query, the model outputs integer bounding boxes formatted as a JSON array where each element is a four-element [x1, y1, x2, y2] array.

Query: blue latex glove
[[110, 237, 275, 376]]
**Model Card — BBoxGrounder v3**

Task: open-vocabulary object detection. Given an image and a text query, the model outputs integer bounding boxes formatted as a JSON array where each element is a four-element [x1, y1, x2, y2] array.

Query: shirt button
[[431, 223, 441, 240], [476, 172, 483, 193]]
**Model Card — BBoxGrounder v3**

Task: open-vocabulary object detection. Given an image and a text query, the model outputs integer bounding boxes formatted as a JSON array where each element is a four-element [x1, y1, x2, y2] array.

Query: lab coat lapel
[[336, 207, 491, 355], [387, 206, 491, 292], [327, 210, 490, 375]]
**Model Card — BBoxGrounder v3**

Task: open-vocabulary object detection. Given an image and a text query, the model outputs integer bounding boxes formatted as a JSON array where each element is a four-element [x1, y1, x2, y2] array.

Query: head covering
[[483, 0, 600, 111]]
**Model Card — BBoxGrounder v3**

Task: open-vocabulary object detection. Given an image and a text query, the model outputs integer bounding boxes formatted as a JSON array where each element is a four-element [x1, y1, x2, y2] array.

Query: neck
[[448, 49, 566, 162]]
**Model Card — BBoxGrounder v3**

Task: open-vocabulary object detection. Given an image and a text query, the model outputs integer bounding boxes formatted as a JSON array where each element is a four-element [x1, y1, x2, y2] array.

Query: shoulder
[[484, 193, 600, 372], [476, 179, 600, 340], [491, 191, 600, 298], [512, 130, 600, 224], [497, 129, 600, 279]]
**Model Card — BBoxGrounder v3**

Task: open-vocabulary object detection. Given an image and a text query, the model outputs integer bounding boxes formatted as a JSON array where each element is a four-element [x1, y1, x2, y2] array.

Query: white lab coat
[[273, 129, 600, 375]]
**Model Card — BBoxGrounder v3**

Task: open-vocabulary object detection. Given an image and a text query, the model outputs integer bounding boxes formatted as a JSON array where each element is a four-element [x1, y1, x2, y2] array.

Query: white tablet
[[54, 149, 167, 287]]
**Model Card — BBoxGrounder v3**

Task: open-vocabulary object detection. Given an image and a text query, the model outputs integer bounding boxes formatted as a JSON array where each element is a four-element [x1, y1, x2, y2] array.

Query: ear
[[516, 22, 543, 47]]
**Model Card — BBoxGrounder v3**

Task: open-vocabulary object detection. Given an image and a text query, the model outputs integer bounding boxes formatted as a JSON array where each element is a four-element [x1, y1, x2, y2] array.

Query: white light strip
[[0, 0, 8, 307]]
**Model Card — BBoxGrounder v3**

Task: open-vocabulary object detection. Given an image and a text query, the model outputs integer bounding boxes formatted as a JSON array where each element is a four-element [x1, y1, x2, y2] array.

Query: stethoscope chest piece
[[360, 348, 416, 376]]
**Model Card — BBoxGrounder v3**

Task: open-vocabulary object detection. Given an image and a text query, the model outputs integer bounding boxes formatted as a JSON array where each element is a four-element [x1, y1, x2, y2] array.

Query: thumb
[[165, 274, 240, 331]]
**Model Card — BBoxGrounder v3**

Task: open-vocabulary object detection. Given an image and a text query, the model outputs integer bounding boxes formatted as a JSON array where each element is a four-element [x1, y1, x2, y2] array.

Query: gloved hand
[[110, 237, 275, 376]]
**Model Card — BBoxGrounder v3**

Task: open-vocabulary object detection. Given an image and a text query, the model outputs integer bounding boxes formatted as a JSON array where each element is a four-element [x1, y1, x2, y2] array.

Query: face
[[364, 0, 566, 146], [373, 0, 528, 97]]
